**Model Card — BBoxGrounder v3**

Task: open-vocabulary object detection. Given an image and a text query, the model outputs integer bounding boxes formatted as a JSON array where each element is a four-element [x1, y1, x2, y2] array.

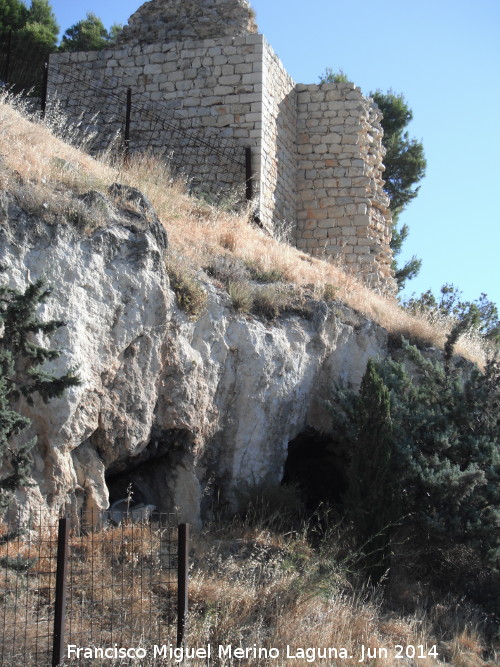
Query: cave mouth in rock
[[282, 426, 348, 511], [105, 465, 155, 509], [104, 427, 194, 514]]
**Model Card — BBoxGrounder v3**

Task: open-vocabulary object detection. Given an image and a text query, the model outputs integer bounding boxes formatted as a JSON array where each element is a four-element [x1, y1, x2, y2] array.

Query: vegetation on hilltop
[[326, 333, 499, 614], [0, 0, 122, 95], [371, 90, 426, 289], [0, 0, 58, 92], [0, 86, 498, 664], [59, 12, 122, 52], [0, 89, 493, 366]]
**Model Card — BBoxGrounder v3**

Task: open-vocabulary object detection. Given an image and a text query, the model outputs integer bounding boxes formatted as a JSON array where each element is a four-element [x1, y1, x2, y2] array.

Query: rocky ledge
[[1, 185, 389, 527]]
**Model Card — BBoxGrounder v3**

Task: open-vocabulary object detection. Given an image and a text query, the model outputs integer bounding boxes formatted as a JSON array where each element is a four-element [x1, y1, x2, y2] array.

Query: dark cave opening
[[106, 462, 156, 508], [103, 427, 194, 513], [282, 426, 348, 511]]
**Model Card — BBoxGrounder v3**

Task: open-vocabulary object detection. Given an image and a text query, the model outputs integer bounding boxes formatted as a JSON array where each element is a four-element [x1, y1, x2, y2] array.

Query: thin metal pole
[[41, 62, 49, 118], [4, 28, 12, 85], [52, 517, 69, 667], [176, 523, 189, 648], [245, 146, 253, 201], [124, 87, 132, 162]]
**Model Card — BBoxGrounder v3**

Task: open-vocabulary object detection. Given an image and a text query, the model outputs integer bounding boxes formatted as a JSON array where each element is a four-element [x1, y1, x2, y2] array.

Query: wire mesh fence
[[46, 59, 247, 202], [0, 510, 59, 666], [0, 510, 183, 667], [1, 35, 253, 209], [1, 35, 250, 205]]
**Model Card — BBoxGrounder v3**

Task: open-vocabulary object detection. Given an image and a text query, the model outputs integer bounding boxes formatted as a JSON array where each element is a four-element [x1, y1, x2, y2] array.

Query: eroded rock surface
[[1, 188, 389, 526]]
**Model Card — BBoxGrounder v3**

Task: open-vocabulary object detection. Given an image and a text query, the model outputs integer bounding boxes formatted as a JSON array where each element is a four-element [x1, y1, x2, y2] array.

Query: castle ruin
[[48, 0, 395, 291]]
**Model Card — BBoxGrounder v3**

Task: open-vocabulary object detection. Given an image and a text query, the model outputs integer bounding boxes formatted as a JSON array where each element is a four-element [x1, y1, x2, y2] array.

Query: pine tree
[[0, 0, 59, 92], [59, 13, 122, 52], [0, 0, 28, 42], [0, 346, 31, 505], [342, 359, 395, 579], [370, 90, 426, 290], [373, 337, 499, 562], [26, 0, 58, 36], [0, 277, 80, 508], [328, 326, 499, 586], [403, 284, 500, 346]]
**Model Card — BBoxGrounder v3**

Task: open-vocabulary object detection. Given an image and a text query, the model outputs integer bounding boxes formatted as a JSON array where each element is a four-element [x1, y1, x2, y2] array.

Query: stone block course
[[47, 0, 395, 292]]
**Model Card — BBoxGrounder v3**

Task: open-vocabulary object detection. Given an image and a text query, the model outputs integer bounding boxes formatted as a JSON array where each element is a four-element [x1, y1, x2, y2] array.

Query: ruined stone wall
[[259, 39, 297, 231], [296, 83, 394, 289], [48, 34, 265, 195], [47, 0, 396, 291], [117, 0, 257, 46]]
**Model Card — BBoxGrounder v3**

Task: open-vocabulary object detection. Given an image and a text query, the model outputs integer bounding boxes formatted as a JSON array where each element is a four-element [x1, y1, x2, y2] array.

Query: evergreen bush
[[328, 326, 499, 589], [0, 277, 80, 508]]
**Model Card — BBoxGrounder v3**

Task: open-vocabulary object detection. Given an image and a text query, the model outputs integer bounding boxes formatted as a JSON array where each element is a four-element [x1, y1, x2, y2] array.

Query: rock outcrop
[[1, 187, 389, 527]]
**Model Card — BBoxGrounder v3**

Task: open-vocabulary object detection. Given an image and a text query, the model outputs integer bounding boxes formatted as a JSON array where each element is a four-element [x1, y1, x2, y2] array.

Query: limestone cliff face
[[0, 188, 389, 526]]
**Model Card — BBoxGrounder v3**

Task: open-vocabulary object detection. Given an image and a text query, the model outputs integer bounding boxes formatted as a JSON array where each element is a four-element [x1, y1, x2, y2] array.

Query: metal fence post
[[124, 87, 132, 162], [41, 62, 49, 118], [176, 523, 189, 648], [4, 28, 12, 85], [52, 517, 69, 667], [245, 146, 253, 202]]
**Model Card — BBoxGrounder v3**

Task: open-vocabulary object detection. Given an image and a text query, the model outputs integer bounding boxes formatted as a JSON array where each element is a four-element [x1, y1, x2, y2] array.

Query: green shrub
[[166, 258, 207, 318], [244, 260, 284, 283], [341, 359, 396, 580], [319, 67, 350, 84], [323, 283, 338, 301], [228, 280, 253, 313], [251, 285, 289, 320], [327, 325, 499, 593]]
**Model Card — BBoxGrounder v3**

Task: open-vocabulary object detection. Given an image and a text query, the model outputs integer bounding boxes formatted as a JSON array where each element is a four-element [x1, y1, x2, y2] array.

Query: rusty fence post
[[176, 523, 189, 648], [245, 146, 263, 227], [40, 62, 49, 118], [52, 517, 69, 667], [245, 146, 253, 202], [124, 87, 132, 163]]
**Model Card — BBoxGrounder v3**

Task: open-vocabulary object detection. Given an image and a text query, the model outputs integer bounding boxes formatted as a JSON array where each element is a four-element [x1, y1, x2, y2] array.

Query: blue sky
[[49, 0, 500, 307]]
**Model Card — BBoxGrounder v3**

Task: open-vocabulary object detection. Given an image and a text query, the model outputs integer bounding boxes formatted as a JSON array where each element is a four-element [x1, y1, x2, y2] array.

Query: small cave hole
[[105, 467, 151, 508], [282, 427, 348, 511], [103, 427, 194, 516]]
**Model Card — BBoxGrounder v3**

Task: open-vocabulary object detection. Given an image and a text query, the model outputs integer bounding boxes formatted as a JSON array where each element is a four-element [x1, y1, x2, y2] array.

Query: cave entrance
[[106, 462, 159, 509], [282, 427, 347, 511], [103, 427, 194, 515]]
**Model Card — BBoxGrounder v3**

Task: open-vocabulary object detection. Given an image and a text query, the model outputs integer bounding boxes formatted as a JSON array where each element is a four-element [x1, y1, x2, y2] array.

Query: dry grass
[[1, 95, 497, 665], [184, 515, 498, 666], [0, 513, 497, 666], [0, 91, 490, 366], [0, 517, 177, 665]]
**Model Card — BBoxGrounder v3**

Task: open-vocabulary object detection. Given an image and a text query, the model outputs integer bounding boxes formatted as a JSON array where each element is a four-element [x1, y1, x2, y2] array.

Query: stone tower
[[48, 0, 396, 291]]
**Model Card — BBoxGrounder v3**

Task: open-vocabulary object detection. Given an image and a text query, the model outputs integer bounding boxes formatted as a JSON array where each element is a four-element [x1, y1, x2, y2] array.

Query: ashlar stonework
[[48, 0, 396, 292]]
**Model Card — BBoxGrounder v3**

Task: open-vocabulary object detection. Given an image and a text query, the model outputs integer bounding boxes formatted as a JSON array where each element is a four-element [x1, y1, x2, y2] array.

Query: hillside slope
[[0, 92, 498, 667], [0, 92, 486, 522]]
